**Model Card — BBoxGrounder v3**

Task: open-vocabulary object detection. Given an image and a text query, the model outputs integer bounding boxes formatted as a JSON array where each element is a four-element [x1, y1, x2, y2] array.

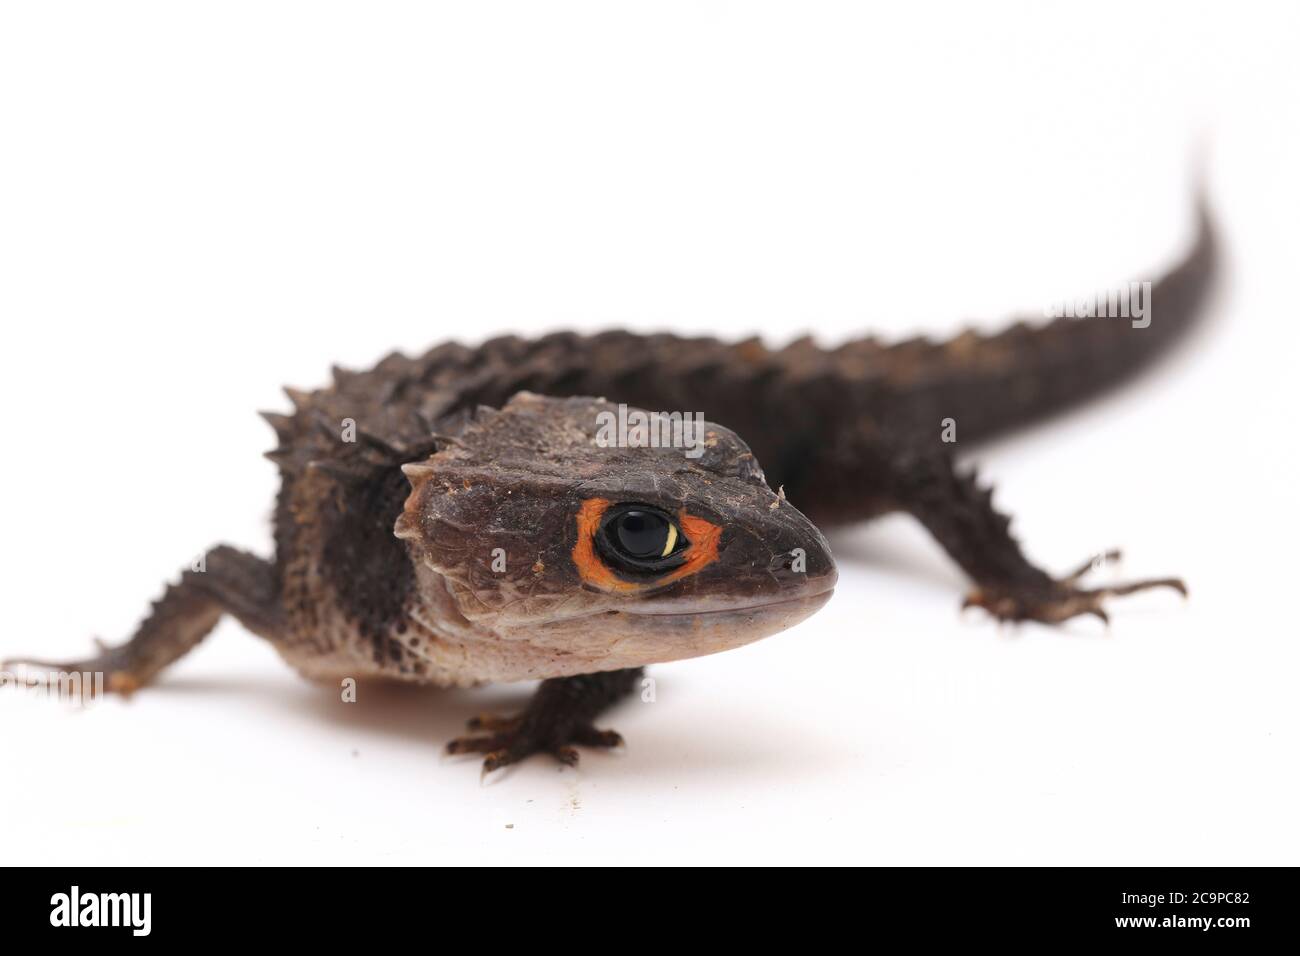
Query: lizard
[[4, 201, 1215, 774]]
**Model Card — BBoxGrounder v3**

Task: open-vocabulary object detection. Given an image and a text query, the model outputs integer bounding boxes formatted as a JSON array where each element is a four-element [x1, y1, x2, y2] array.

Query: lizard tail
[[865, 197, 1218, 444]]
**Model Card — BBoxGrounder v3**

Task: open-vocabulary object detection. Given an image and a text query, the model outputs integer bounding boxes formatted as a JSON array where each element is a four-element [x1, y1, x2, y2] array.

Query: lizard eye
[[598, 504, 688, 573]]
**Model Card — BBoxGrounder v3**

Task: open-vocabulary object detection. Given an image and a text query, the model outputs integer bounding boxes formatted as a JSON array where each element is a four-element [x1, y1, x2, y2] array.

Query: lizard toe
[[448, 715, 626, 776], [962, 571, 1186, 627], [2, 643, 144, 698]]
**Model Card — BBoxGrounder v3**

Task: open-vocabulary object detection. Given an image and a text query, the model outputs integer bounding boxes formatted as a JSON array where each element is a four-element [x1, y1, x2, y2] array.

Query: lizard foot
[[962, 550, 1187, 626], [2, 641, 146, 696], [446, 711, 625, 776]]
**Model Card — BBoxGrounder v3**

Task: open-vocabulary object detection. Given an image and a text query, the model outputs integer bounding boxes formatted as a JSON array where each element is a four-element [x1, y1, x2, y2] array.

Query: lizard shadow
[[152, 673, 524, 750], [150, 674, 844, 782]]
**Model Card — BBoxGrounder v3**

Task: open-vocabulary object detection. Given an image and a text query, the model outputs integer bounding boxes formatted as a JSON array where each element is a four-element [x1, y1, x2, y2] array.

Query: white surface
[[1, 2, 1297, 866]]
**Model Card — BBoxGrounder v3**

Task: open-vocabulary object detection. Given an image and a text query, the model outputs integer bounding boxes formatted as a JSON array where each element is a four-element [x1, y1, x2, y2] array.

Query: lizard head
[[396, 392, 836, 680]]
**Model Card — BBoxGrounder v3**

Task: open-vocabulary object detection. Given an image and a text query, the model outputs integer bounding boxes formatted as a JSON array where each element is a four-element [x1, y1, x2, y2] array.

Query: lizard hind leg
[[3, 545, 280, 696], [893, 451, 1187, 627]]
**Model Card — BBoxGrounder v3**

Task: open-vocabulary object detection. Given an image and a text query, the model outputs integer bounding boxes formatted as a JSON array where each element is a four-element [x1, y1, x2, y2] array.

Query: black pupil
[[615, 510, 669, 559]]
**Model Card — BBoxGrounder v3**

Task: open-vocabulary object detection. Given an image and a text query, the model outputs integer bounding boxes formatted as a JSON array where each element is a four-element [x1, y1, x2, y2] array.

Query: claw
[[1064, 549, 1123, 583], [573, 727, 624, 749], [1084, 606, 1110, 627], [481, 750, 510, 779], [962, 562, 1185, 627], [1090, 577, 1187, 599]]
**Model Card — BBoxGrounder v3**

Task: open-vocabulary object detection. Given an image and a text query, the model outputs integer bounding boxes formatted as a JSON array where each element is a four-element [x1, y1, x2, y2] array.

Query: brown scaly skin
[[4, 202, 1215, 774]]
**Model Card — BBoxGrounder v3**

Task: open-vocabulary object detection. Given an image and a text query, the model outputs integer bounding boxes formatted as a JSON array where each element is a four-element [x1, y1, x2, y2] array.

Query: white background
[[1, 2, 1297, 865]]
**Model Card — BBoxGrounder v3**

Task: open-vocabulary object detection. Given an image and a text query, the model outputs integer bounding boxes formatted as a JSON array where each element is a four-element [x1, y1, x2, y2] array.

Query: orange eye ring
[[572, 498, 722, 593]]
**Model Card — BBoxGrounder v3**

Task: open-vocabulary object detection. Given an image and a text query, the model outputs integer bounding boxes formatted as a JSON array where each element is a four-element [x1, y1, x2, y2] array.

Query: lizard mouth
[[584, 584, 836, 669], [622, 585, 835, 618], [524, 578, 836, 675]]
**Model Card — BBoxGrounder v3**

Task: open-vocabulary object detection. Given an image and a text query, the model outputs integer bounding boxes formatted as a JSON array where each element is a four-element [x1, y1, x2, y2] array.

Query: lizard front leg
[[3, 545, 281, 694], [888, 448, 1185, 625], [447, 667, 642, 774]]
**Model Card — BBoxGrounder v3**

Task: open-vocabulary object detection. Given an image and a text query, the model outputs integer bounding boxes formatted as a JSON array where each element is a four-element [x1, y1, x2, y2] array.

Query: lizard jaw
[[521, 583, 837, 677], [615, 584, 836, 618]]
